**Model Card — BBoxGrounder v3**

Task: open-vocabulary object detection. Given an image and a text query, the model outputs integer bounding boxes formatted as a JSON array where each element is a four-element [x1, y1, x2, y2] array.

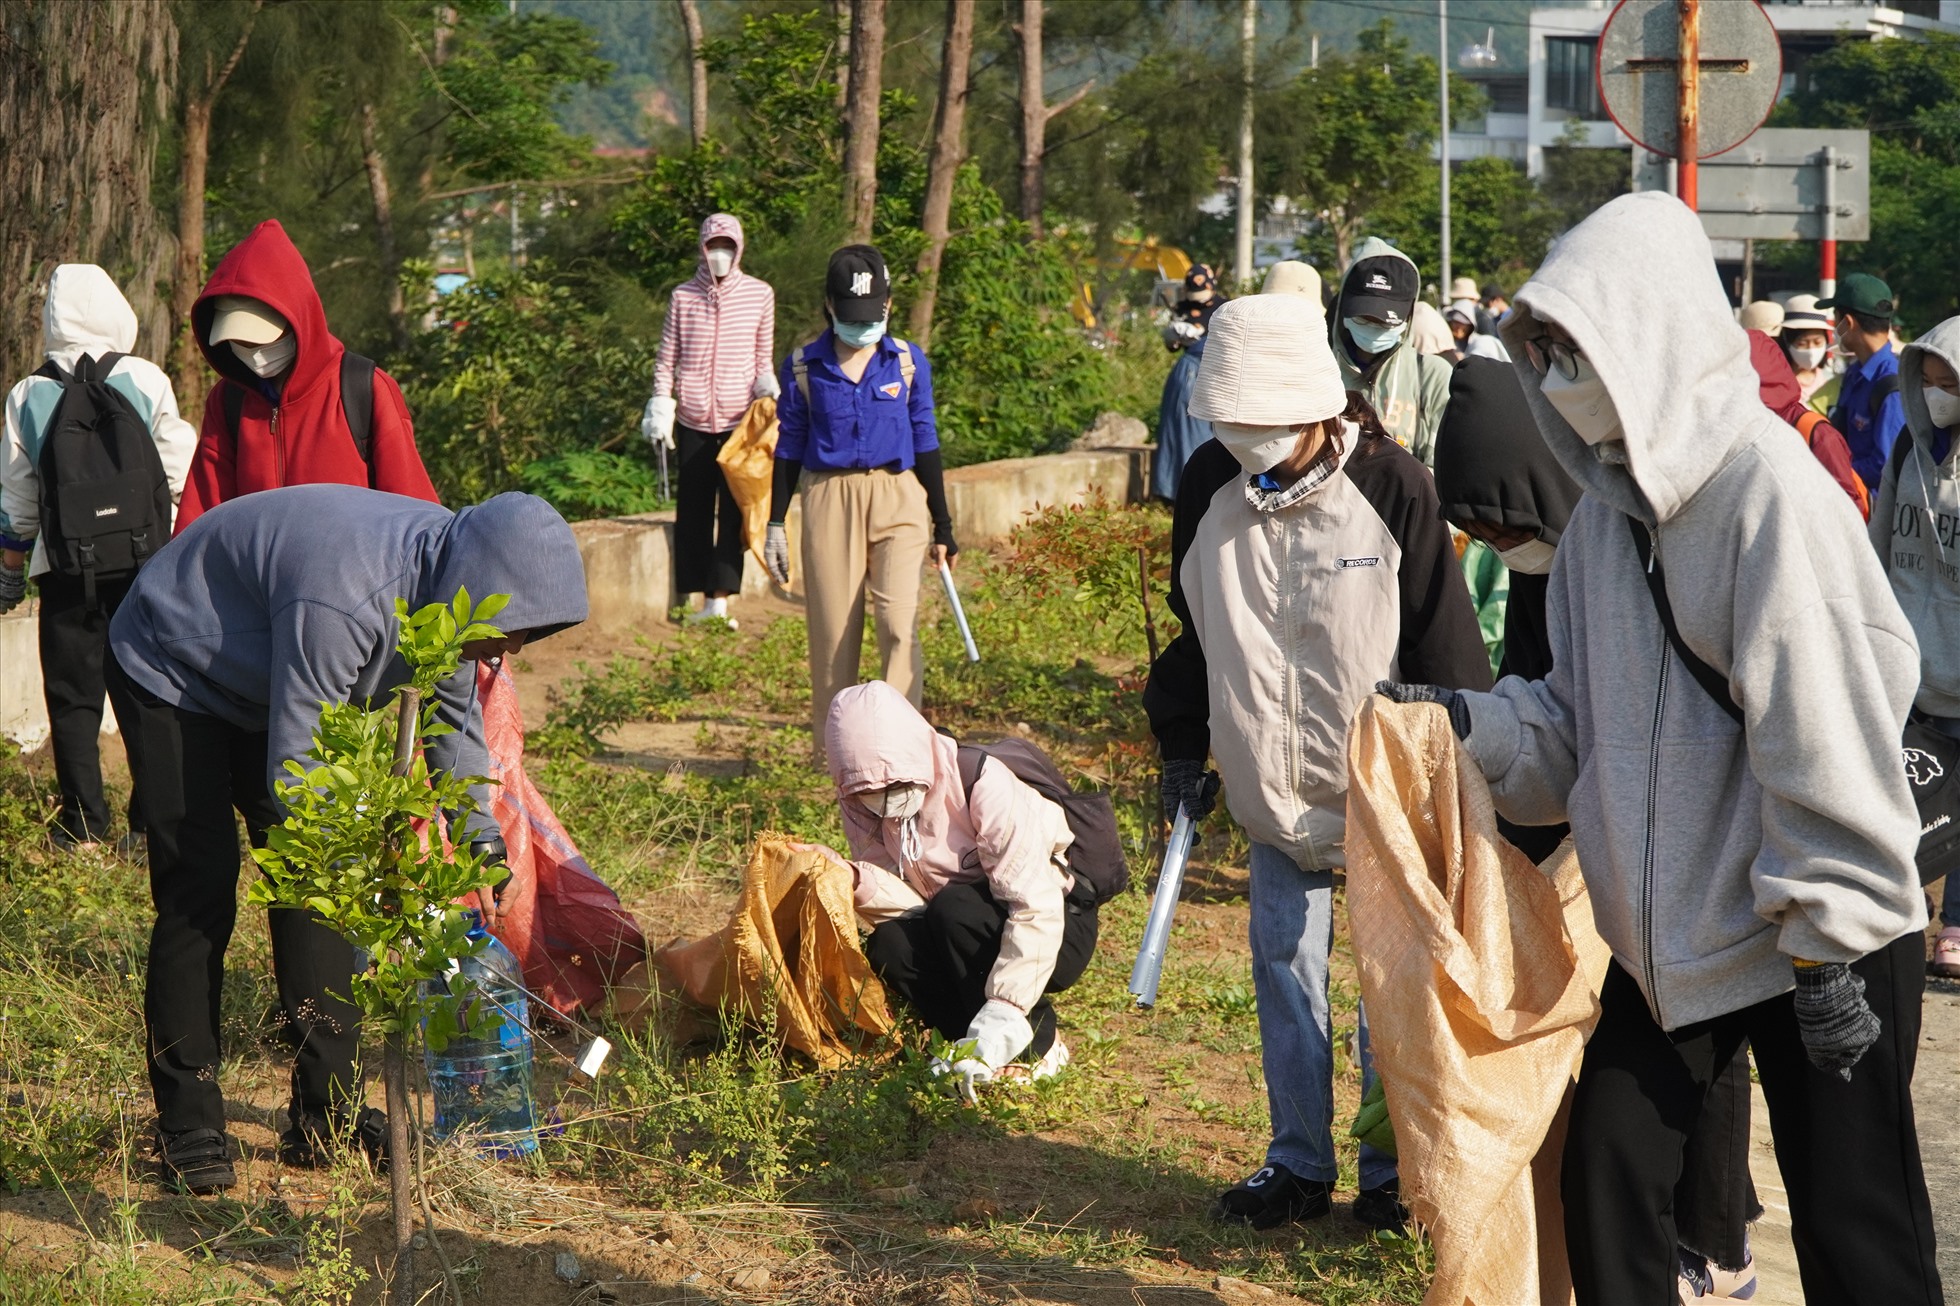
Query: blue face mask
[[834, 316, 888, 349], [1344, 316, 1406, 356]]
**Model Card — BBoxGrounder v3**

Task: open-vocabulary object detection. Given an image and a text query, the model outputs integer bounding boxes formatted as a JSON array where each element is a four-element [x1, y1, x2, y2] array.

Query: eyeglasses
[[1523, 335, 1581, 382]]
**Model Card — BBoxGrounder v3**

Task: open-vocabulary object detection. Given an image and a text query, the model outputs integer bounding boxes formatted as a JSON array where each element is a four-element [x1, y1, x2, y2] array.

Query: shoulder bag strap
[[1625, 514, 1744, 727]]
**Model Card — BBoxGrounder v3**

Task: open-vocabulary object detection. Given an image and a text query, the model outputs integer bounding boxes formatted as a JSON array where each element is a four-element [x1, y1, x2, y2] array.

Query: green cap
[[1816, 272, 1895, 320]]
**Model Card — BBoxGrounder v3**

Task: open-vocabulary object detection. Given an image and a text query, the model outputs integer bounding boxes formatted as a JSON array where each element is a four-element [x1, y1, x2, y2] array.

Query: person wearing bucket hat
[[1144, 294, 1489, 1232], [1820, 272, 1907, 492], [1334, 239, 1453, 466], [1779, 293, 1837, 411]]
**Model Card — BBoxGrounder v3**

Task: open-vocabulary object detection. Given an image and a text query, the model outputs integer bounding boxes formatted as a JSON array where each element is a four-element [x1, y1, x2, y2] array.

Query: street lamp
[[1442, 15, 1501, 303]]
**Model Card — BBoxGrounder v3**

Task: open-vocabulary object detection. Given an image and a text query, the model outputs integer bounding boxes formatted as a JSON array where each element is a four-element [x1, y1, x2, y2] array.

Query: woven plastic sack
[[1344, 697, 1608, 1306], [648, 836, 895, 1068], [476, 661, 649, 1014], [716, 396, 778, 566]]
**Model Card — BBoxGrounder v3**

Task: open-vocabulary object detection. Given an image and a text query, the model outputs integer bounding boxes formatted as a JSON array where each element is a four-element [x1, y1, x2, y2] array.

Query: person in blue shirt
[[1821, 272, 1907, 492], [764, 245, 957, 746]]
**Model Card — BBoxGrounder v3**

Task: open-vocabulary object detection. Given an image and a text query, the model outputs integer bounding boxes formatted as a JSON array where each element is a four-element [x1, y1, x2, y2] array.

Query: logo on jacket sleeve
[[1337, 556, 1381, 569], [879, 381, 902, 398]]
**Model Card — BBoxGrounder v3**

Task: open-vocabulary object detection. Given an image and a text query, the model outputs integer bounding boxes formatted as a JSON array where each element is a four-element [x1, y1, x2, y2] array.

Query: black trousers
[[1675, 1042, 1760, 1271], [111, 659, 363, 1135], [675, 423, 746, 597], [1565, 934, 1942, 1306], [39, 570, 142, 840], [865, 877, 1099, 1056]]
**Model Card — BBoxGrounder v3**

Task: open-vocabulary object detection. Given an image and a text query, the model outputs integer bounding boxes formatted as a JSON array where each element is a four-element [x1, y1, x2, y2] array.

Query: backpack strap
[[957, 744, 985, 802], [1625, 515, 1743, 727], [1871, 372, 1900, 420], [340, 352, 377, 487], [792, 345, 811, 408], [891, 338, 916, 393], [1793, 408, 1826, 447]]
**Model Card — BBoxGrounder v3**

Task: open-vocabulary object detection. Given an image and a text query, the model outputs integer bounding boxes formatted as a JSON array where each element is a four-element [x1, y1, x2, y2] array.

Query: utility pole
[[1235, 0, 1255, 287], [1439, 0, 1451, 298], [1678, 0, 1700, 211]]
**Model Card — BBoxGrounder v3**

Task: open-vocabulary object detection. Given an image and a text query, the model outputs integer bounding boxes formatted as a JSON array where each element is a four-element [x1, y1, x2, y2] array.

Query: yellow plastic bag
[[1344, 697, 1608, 1306], [716, 396, 778, 567], [648, 835, 894, 1068]]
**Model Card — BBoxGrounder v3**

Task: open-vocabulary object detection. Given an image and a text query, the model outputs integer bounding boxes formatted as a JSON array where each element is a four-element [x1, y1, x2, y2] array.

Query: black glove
[[1792, 961, 1881, 1081], [0, 563, 25, 616], [1160, 758, 1221, 823], [470, 835, 511, 905], [1375, 680, 1472, 739]]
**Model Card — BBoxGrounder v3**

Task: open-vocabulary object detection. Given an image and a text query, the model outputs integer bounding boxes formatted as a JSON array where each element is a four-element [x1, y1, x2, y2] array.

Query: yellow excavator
[[1070, 237, 1194, 332]]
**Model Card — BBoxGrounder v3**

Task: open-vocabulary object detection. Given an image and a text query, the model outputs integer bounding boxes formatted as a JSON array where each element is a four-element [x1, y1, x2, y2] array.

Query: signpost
[[1596, 0, 1781, 212], [1632, 128, 1869, 243]]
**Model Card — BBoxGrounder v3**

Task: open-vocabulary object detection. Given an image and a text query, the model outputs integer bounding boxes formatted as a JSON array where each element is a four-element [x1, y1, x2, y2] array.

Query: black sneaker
[[1351, 1179, 1410, 1233], [49, 826, 102, 855], [279, 1106, 389, 1171], [157, 1127, 236, 1194], [1210, 1162, 1333, 1229], [115, 830, 148, 862]]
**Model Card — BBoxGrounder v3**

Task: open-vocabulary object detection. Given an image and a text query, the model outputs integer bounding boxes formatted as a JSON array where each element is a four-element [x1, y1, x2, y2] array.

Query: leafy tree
[[435, 11, 612, 184], [1375, 157, 1557, 291]]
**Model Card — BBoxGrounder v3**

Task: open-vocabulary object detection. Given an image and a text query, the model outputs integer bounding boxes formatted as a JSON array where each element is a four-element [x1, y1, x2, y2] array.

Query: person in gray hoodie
[[1381, 192, 1940, 1305], [1873, 315, 1960, 981], [108, 486, 589, 1194]]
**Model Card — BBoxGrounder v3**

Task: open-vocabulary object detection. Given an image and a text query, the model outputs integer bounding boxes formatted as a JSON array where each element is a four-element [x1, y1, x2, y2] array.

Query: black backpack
[[956, 737, 1130, 904], [220, 351, 378, 486], [31, 353, 170, 605]]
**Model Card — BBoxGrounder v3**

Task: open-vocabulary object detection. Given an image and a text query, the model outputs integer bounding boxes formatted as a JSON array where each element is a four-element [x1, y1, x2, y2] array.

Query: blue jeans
[[1248, 841, 1397, 1191]]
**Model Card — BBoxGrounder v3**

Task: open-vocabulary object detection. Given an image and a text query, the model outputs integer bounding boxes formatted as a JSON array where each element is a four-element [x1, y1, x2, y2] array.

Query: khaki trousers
[[801, 468, 931, 746]]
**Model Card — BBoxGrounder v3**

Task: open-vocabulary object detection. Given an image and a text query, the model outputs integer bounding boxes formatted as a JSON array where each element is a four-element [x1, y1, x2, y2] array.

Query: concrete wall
[[571, 445, 1152, 634], [0, 606, 118, 749]]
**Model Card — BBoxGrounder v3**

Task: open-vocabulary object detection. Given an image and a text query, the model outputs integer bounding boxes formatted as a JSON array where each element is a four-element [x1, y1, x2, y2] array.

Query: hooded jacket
[[1431, 356, 1581, 684], [1335, 238, 1453, 466], [653, 214, 777, 433], [2, 265, 197, 576], [1872, 315, 1960, 718], [176, 221, 436, 533], [825, 682, 1075, 1014], [110, 486, 588, 832], [1746, 329, 1867, 517], [1145, 428, 1491, 870], [1465, 193, 1923, 1030]]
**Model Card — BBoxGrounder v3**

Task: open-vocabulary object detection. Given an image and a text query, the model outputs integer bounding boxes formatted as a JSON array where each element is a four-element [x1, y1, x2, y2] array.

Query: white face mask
[[1539, 353, 1623, 446], [1497, 537, 1557, 575], [858, 782, 928, 821], [232, 335, 296, 379], [1925, 386, 1960, 430], [1790, 345, 1826, 372], [1212, 421, 1304, 474], [706, 247, 735, 278]]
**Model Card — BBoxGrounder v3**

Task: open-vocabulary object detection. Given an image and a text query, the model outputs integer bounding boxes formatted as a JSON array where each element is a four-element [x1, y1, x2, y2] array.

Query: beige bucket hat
[[1190, 294, 1347, 426]]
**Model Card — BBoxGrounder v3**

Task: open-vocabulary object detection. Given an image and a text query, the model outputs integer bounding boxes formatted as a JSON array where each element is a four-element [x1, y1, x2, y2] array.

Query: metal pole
[[1742, 238, 1754, 305], [1677, 0, 1700, 211], [1235, 0, 1256, 288], [1819, 144, 1838, 298], [1439, 0, 1451, 299]]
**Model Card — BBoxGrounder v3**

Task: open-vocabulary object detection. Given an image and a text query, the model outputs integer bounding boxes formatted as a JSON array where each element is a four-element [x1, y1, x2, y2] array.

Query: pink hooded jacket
[[652, 213, 776, 432], [826, 682, 1075, 1014]]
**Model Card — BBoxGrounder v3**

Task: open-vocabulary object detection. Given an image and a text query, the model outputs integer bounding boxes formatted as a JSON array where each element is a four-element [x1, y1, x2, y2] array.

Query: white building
[[1449, 0, 1960, 177]]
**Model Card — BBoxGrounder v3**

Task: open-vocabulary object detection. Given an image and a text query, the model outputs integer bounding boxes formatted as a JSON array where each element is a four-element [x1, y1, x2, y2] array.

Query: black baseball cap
[[1817, 272, 1896, 322], [826, 245, 890, 322], [1341, 255, 1419, 327]]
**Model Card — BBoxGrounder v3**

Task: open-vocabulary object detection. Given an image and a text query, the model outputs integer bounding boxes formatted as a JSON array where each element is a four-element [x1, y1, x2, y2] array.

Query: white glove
[[764, 522, 790, 586], [641, 395, 676, 449], [944, 1000, 1033, 1104], [751, 371, 781, 401]]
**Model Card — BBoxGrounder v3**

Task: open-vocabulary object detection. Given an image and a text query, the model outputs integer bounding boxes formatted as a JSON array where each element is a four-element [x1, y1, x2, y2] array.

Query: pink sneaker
[[1932, 926, 1960, 980]]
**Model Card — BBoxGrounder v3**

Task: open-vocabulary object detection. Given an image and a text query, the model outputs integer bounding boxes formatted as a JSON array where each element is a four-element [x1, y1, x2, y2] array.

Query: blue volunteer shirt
[[1832, 341, 1906, 490], [775, 330, 937, 472]]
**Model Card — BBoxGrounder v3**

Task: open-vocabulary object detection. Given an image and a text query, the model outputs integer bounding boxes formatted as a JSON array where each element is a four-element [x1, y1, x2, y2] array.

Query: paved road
[[1746, 979, 1959, 1303]]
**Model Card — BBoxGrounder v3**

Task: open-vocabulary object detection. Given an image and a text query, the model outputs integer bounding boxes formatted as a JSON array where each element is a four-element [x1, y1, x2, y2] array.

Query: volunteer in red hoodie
[[176, 219, 437, 531]]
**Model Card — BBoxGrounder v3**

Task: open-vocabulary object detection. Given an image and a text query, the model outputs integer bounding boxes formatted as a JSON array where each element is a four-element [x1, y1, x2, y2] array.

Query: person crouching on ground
[[1381, 192, 1940, 1305], [827, 681, 1095, 1095], [1144, 294, 1492, 1232], [109, 486, 588, 1195]]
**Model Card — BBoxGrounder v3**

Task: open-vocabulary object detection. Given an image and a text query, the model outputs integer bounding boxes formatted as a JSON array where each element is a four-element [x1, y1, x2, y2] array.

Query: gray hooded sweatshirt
[[1464, 192, 1923, 1030], [1871, 315, 1960, 718], [110, 486, 589, 832]]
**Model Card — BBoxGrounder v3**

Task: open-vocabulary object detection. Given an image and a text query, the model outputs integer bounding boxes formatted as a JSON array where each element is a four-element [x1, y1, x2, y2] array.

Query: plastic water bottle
[[422, 913, 539, 1157]]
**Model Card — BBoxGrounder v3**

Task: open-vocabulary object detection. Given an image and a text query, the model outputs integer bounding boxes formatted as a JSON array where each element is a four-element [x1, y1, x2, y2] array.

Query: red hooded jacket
[[175, 220, 437, 533], [1747, 329, 1868, 519]]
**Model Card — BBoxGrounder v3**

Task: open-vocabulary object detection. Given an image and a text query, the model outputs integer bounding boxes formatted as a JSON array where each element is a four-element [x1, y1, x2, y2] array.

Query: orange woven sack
[[716, 396, 778, 567], [1345, 697, 1610, 1306]]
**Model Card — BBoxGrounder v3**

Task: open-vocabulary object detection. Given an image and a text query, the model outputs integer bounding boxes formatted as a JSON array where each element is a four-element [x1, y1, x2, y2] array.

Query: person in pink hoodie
[[825, 682, 1095, 1095]]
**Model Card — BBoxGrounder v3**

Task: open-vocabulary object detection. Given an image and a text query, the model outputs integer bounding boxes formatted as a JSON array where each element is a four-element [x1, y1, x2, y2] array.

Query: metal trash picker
[[1128, 770, 1220, 1008], [939, 561, 980, 663]]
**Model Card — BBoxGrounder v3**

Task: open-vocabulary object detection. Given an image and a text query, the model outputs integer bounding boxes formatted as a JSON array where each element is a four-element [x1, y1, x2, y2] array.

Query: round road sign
[[1596, 0, 1781, 160]]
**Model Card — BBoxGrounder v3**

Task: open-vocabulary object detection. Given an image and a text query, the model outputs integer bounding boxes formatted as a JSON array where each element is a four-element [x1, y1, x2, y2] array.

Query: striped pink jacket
[[653, 213, 776, 433]]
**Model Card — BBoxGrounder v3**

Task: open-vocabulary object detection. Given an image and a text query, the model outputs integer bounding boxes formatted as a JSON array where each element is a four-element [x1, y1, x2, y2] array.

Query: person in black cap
[[1151, 264, 1226, 500], [1334, 238, 1451, 466], [1819, 271, 1906, 492], [764, 245, 957, 749]]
